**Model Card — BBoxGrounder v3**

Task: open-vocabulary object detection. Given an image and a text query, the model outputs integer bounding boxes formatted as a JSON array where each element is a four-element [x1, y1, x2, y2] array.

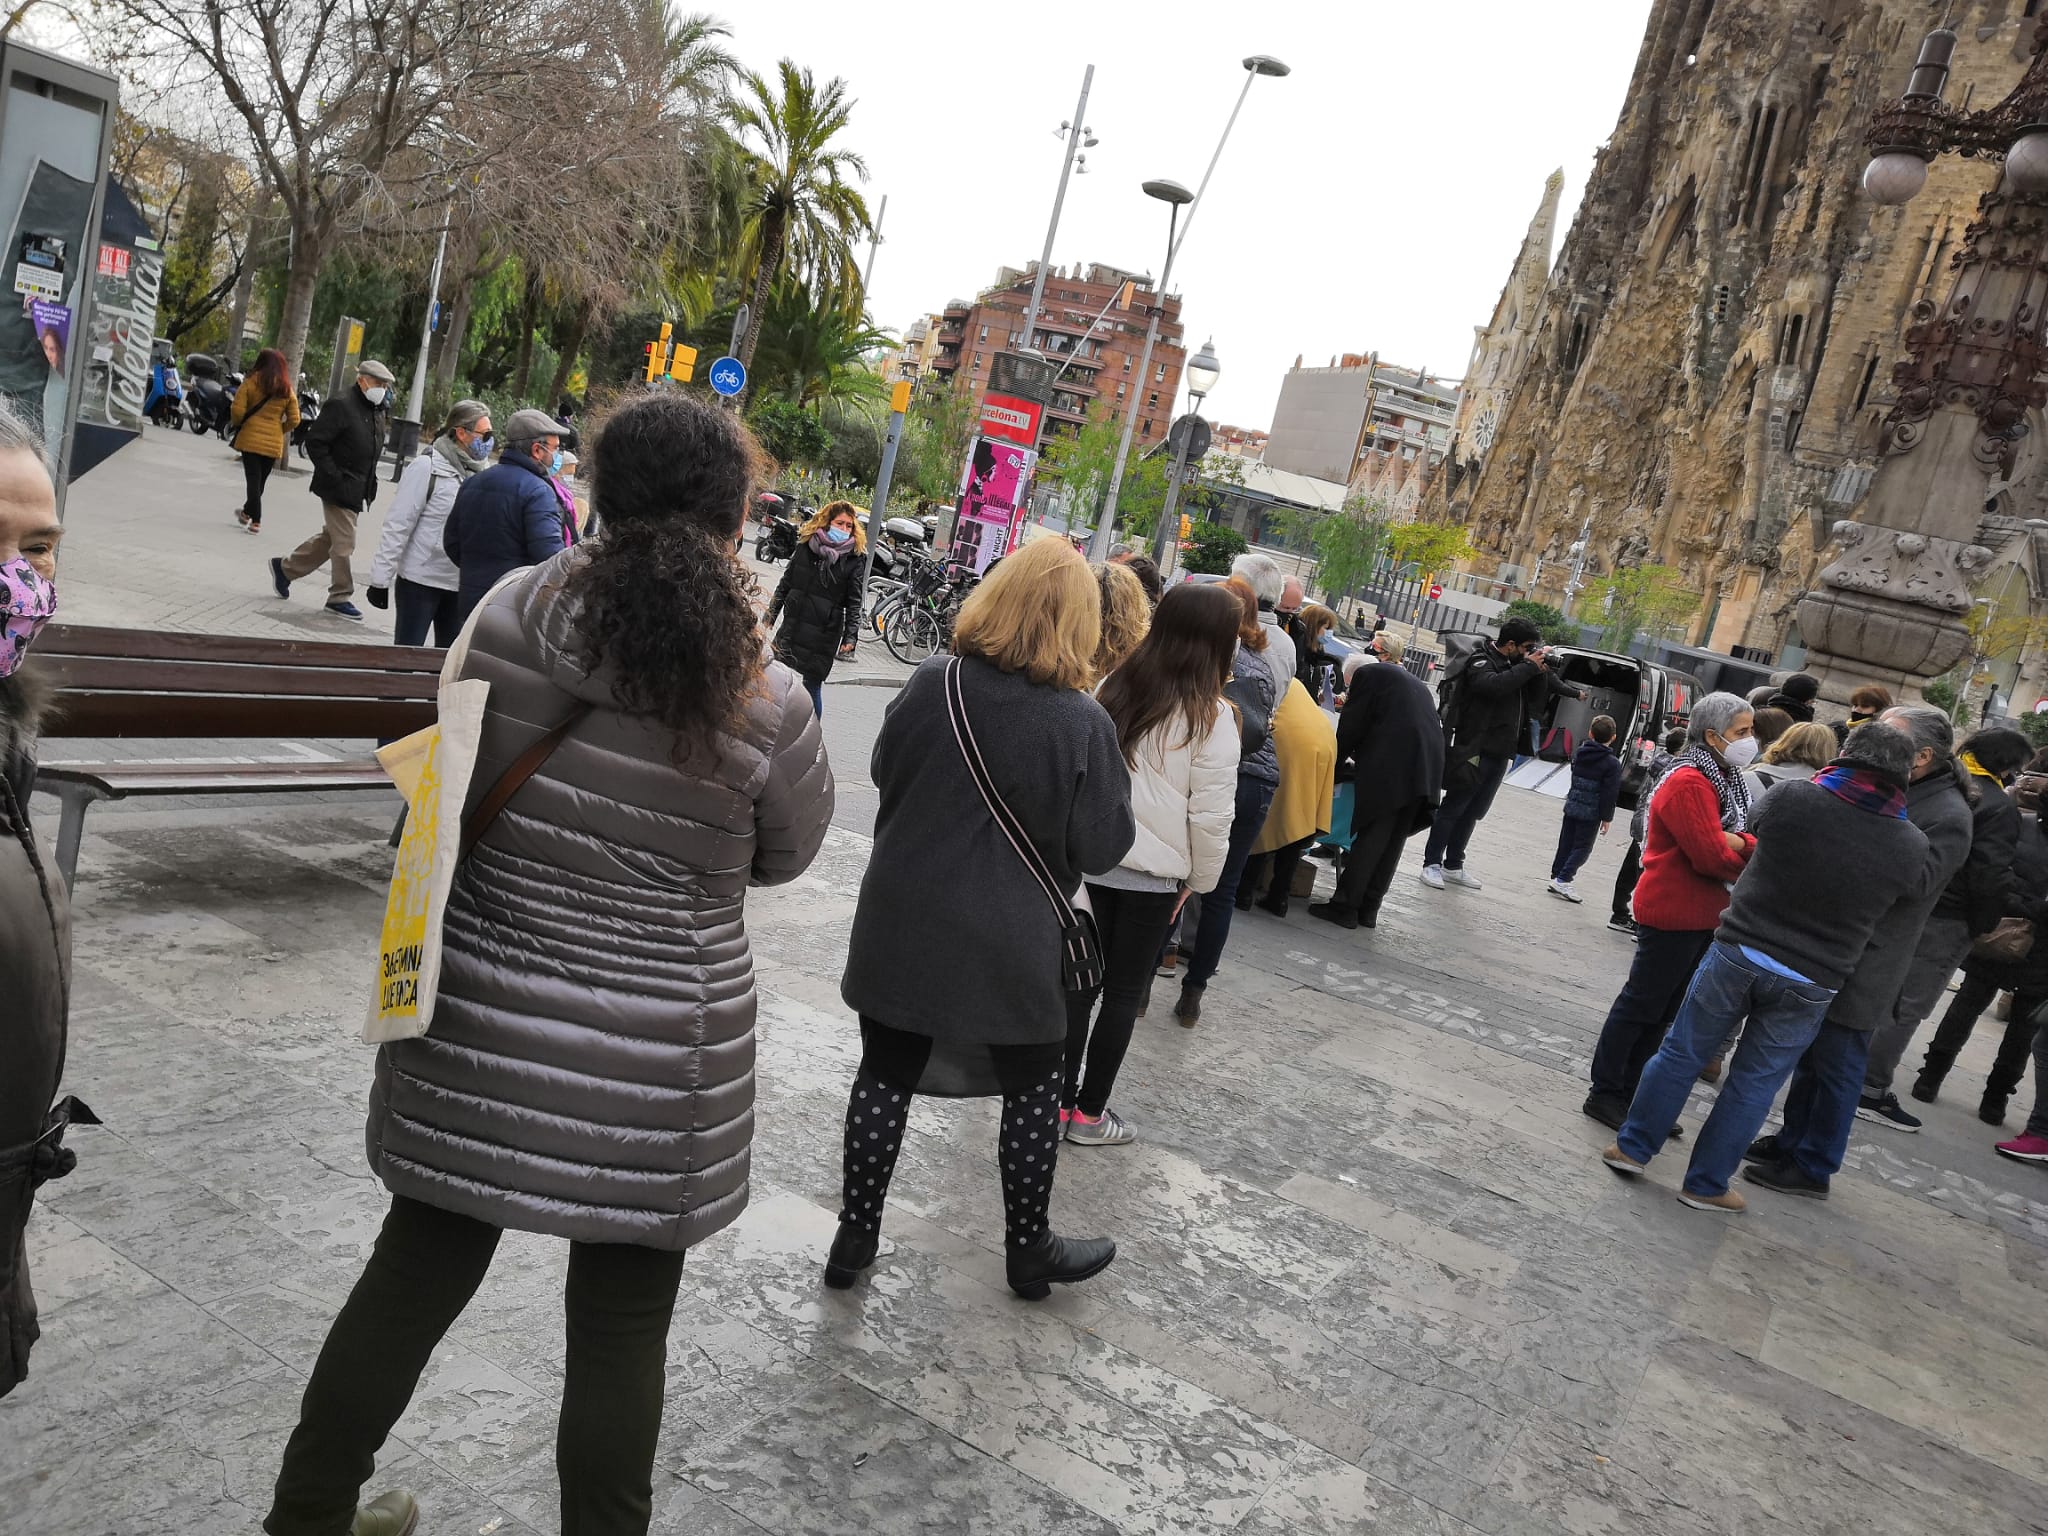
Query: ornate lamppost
[[1796, 20, 2048, 702]]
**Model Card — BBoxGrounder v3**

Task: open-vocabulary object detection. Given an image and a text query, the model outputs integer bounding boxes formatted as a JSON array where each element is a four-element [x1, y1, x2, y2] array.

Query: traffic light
[[669, 343, 698, 383], [644, 321, 677, 383], [1179, 513, 1192, 541], [643, 341, 660, 382]]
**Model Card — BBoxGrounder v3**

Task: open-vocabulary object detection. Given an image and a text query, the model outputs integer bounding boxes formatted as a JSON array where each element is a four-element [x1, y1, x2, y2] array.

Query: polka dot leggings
[[837, 1065, 1064, 1253]]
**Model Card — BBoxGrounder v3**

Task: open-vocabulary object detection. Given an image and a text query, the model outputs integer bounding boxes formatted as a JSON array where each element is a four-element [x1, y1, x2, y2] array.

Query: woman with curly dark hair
[[765, 499, 865, 716], [263, 393, 833, 1536]]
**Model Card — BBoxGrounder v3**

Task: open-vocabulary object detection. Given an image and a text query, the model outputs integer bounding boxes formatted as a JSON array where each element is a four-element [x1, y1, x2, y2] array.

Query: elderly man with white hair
[[1230, 552, 1296, 684]]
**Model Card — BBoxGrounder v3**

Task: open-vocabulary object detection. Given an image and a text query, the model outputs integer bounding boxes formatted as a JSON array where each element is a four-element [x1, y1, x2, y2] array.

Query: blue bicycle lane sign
[[709, 356, 747, 397]]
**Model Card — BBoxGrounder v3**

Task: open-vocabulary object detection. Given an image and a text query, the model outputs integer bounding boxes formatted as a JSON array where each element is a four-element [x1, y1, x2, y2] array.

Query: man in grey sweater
[[1601, 721, 1929, 1212]]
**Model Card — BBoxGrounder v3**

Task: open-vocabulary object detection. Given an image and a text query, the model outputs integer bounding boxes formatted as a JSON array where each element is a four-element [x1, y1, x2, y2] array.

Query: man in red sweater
[[1584, 694, 1759, 1130]]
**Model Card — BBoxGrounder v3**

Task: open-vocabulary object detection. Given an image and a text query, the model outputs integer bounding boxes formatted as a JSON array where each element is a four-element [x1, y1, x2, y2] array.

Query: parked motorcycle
[[754, 500, 803, 563], [181, 354, 232, 437], [867, 515, 932, 584], [292, 374, 321, 459], [144, 338, 182, 428]]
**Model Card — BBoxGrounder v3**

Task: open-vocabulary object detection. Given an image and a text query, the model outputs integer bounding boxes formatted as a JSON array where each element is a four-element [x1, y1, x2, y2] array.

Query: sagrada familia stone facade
[[1431, 0, 2048, 687]]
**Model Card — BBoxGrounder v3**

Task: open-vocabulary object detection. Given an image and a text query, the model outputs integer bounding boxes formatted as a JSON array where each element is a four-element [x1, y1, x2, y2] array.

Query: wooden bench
[[32, 624, 443, 885]]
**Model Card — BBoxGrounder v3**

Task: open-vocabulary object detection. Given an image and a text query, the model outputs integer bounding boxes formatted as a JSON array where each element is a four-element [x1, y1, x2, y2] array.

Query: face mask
[[470, 434, 493, 460], [824, 526, 852, 545], [549, 450, 565, 475], [362, 385, 388, 405], [0, 556, 57, 677], [1720, 735, 1760, 770]]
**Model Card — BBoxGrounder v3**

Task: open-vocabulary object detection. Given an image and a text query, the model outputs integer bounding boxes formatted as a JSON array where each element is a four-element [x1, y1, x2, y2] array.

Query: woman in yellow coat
[[228, 348, 301, 535], [1237, 676, 1337, 916]]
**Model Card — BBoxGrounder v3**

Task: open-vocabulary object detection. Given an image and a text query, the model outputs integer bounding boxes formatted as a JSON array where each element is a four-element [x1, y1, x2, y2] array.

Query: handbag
[[1223, 667, 1273, 760], [942, 658, 1104, 993], [1971, 915, 2036, 966], [227, 385, 278, 439]]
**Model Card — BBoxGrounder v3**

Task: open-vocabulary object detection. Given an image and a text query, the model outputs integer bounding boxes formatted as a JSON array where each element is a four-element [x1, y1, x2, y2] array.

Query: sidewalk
[[8, 425, 2048, 1533]]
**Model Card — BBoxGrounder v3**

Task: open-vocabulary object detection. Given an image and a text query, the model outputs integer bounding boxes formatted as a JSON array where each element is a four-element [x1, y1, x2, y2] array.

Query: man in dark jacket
[[1421, 617, 1578, 890], [443, 407, 567, 623], [271, 358, 392, 620], [1766, 671, 1820, 723], [1603, 720, 1928, 1213], [1745, 707, 1974, 1195], [1310, 632, 1445, 930], [1853, 723, 2030, 1130]]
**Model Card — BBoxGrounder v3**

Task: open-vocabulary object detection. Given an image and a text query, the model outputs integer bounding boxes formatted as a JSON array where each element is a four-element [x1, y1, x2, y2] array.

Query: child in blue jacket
[[1549, 715, 1625, 903]]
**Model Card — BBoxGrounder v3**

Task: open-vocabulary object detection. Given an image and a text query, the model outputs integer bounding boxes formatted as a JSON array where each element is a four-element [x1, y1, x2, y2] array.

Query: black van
[[1441, 636, 1702, 809]]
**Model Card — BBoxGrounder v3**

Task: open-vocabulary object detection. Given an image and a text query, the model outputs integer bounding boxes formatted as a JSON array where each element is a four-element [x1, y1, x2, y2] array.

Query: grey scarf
[[432, 432, 484, 479]]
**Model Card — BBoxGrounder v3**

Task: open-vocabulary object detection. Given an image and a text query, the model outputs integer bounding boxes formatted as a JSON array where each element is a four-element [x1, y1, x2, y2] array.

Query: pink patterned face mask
[[0, 556, 56, 677]]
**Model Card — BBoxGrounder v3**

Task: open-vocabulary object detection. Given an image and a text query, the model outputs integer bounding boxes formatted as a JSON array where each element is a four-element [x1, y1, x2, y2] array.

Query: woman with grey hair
[[365, 398, 493, 646], [1584, 692, 1760, 1129]]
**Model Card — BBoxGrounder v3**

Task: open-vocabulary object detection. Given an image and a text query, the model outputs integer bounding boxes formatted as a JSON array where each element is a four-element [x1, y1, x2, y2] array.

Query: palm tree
[[729, 60, 870, 387], [748, 280, 892, 407]]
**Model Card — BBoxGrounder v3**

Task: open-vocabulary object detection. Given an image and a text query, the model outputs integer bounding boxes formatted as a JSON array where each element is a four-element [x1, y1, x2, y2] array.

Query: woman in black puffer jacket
[[766, 499, 864, 716]]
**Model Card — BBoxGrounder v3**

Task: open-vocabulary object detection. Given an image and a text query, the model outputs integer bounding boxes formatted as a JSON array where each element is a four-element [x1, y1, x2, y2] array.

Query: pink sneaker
[[1059, 1108, 1072, 1126], [1995, 1133, 2048, 1164]]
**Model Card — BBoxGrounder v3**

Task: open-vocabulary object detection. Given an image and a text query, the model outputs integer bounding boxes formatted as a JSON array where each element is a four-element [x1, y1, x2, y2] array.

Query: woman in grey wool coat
[[830, 537, 1137, 1301], [265, 394, 833, 1536]]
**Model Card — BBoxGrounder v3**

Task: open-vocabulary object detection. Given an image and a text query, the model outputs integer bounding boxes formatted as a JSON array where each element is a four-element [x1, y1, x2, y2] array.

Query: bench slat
[[37, 761, 392, 796], [37, 623, 444, 673], [38, 654, 439, 700], [47, 694, 436, 739]]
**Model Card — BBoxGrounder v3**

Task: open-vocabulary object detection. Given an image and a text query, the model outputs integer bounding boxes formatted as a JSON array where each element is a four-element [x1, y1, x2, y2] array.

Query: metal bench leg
[[388, 803, 408, 847], [54, 784, 93, 889]]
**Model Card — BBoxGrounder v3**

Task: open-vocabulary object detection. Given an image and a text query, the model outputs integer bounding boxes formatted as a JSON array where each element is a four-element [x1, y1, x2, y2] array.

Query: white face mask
[[1720, 735, 1760, 770], [362, 384, 388, 405]]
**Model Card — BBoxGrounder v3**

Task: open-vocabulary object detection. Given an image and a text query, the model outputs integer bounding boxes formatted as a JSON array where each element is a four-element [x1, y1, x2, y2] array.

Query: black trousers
[[1331, 811, 1411, 922], [1919, 971, 2046, 1101], [241, 450, 276, 526], [1422, 753, 1510, 871], [1239, 836, 1314, 910], [393, 577, 462, 647], [1611, 838, 1644, 922], [1552, 815, 1599, 883], [1587, 924, 1714, 1101], [265, 1196, 686, 1536], [1064, 884, 1180, 1115]]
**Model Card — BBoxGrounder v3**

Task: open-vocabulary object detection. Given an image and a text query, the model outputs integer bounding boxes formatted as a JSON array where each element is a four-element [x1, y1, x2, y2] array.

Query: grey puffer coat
[[366, 549, 833, 1250]]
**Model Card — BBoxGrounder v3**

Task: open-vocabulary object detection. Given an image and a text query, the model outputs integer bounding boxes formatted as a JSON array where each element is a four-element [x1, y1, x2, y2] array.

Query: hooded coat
[[0, 670, 71, 1396], [364, 550, 834, 1250]]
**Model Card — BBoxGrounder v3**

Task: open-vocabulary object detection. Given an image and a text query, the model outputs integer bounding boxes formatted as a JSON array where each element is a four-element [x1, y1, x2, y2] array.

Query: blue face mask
[[549, 449, 565, 475], [824, 526, 852, 545], [470, 433, 493, 460]]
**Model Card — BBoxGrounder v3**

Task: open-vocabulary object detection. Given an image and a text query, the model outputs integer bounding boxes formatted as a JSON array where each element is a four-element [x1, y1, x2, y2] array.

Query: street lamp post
[[1021, 66, 1096, 366], [1088, 54, 1289, 560], [1798, 17, 2048, 701], [1150, 338, 1220, 573]]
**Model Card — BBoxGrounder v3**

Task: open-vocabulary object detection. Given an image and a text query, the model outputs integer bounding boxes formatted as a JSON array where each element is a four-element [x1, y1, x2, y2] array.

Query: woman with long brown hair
[[1168, 575, 1280, 1025], [229, 347, 300, 534], [263, 393, 832, 1536], [832, 537, 1135, 1299], [765, 499, 866, 716], [1063, 582, 1241, 1145]]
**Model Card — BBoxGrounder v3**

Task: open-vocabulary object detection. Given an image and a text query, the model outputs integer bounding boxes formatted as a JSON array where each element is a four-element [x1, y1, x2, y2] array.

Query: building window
[[974, 352, 983, 369], [1141, 419, 1154, 437], [978, 324, 988, 342], [1853, 353, 1880, 411], [1147, 391, 1159, 409], [1117, 382, 1127, 400], [1123, 356, 1132, 372], [1155, 362, 1167, 383]]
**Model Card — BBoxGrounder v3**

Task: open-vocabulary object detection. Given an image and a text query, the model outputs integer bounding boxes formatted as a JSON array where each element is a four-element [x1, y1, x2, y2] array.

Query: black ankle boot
[[823, 1222, 879, 1289], [1255, 894, 1289, 918], [1005, 1229, 1116, 1300], [1980, 1092, 2010, 1127], [1174, 981, 1204, 1027]]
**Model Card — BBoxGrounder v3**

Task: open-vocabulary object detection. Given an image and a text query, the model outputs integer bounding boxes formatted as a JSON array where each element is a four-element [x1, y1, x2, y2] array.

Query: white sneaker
[[1420, 864, 1447, 890], [1446, 868, 1483, 890], [1547, 879, 1582, 903]]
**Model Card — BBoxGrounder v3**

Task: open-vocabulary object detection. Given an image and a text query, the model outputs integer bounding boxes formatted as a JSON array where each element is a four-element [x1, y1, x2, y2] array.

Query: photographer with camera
[[1422, 618, 1582, 890]]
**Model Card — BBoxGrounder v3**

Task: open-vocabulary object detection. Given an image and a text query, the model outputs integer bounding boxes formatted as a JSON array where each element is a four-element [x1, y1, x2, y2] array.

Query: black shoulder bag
[[943, 659, 1104, 993]]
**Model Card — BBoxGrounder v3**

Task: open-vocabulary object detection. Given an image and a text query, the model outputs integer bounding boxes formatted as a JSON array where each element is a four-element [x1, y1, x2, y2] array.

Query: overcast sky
[[734, 1, 1656, 432]]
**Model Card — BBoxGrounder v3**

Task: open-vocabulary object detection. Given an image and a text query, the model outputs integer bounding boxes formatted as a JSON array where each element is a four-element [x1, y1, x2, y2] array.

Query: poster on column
[[953, 435, 1037, 576]]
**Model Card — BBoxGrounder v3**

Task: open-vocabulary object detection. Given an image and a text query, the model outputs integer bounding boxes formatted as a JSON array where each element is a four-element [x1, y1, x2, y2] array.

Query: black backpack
[[1436, 648, 1477, 727]]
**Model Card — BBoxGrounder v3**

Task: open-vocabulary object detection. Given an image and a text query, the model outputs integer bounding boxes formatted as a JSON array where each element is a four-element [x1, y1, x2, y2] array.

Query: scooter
[[292, 374, 321, 459], [144, 339, 183, 428], [182, 354, 232, 437], [867, 515, 931, 584], [754, 502, 803, 563]]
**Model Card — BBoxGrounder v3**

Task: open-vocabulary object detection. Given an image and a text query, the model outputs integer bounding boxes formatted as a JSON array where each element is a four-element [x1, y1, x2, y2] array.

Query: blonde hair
[[952, 537, 1100, 690], [1763, 721, 1837, 771], [798, 499, 867, 553], [1092, 561, 1151, 676], [1373, 630, 1406, 666]]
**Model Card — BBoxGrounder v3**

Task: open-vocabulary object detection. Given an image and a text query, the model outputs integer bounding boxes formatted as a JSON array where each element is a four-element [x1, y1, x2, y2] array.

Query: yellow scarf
[[1960, 750, 2000, 784]]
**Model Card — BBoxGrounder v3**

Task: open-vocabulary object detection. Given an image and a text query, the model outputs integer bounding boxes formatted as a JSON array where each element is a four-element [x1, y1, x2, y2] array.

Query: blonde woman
[[1746, 720, 1837, 798], [833, 538, 1136, 1299], [765, 500, 866, 716], [1092, 559, 1151, 677]]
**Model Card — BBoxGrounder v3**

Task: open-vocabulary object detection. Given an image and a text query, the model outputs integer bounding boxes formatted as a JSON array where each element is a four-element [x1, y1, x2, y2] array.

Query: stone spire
[[1513, 169, 1566, 308]]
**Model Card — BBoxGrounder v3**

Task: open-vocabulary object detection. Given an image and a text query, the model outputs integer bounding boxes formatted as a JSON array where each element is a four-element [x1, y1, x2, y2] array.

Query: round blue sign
[[709, 355, 747, 397]]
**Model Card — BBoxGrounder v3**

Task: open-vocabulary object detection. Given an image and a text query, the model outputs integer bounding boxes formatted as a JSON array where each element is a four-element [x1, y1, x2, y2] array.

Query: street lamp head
[[1243, 55, 1291, 78], [1186, 338, 1221, 398], [1863, 150, 1930, 206], [2008, 129, 2048, 196], [1142, 178, 1194, 206]]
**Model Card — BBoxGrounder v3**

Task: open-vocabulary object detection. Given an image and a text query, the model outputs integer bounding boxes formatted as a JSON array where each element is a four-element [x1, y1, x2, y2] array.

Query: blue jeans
[[1551, 814, 1599, 882], [1422, 752, 1510, 871], [1186, 776, 1276, 988], [1774, 1021, 1873, 1185], [1617, 941, 1837, 1196], [803, 676, 824, 718]]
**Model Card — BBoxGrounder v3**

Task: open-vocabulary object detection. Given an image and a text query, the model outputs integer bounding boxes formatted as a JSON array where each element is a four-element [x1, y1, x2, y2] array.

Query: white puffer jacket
[[1115, 701, 1240, 892]]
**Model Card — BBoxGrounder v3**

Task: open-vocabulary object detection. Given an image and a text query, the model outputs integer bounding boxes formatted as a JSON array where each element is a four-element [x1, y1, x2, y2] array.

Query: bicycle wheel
[[884, 604, 943, 665]]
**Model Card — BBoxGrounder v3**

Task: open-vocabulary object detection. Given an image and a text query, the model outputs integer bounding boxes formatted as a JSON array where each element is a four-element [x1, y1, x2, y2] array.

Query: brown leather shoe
[[1677, 1188, 1746, 1214], [1698, 1057, 1723, 1085]]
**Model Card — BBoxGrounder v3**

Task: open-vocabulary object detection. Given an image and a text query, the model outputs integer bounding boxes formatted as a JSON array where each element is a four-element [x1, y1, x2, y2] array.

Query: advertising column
[[951, 352, 1051, 576]]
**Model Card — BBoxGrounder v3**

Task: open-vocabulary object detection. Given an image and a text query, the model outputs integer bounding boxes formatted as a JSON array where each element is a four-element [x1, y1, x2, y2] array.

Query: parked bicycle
[[877, 551, 975, 665]]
